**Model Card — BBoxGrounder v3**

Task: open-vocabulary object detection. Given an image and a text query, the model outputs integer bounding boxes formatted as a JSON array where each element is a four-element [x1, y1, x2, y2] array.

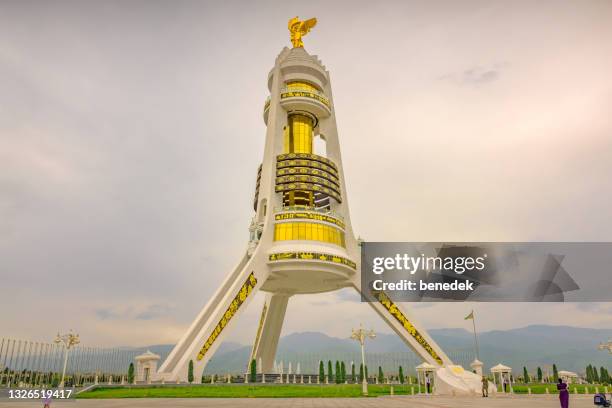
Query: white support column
[[157, 254, 266, 382], [251, 293, 290, 373], [351, 281, 452, 367]]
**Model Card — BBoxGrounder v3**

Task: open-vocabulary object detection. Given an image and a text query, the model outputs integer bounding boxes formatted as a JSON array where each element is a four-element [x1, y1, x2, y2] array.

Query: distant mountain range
[[141, 325, 612, 375]]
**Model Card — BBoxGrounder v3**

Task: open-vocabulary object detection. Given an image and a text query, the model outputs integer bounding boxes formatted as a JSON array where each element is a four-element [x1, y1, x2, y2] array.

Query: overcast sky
[[1, 0, 611, 348]]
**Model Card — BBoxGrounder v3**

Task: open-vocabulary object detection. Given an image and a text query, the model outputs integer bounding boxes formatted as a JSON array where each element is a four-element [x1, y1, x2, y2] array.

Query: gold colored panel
[[273, 222, 346, 248]]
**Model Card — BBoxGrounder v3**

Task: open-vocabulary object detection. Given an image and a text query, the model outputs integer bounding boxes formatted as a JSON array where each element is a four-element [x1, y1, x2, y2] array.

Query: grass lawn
[[77, 384, 419, 399]]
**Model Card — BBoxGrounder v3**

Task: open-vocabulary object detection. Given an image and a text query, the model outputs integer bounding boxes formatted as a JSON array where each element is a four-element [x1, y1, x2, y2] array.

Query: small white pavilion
[[416, 362, 437, 394], [491, 363, 513, 393], [135, 350, 161, 383], [558, 371, 579, 384]]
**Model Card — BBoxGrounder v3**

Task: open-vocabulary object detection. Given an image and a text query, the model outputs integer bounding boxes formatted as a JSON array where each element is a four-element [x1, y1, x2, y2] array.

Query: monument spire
[[155, 18, 485, 395]]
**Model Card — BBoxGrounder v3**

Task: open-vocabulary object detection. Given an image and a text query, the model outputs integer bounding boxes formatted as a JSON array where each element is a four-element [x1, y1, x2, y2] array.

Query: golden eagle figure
[[288, 16, 317, 48]]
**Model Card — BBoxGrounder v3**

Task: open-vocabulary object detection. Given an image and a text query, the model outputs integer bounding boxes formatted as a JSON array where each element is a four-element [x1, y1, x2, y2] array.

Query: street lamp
[[598, 340, 612, 354], [351, 324, 376, 396], [54, 330, 80, 388]]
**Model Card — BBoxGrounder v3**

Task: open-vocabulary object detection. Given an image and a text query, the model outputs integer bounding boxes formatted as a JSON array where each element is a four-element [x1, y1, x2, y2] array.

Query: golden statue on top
[[288, 16, 317, 48]]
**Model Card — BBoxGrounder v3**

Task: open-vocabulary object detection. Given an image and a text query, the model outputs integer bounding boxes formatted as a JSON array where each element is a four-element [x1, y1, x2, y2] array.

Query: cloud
[[1, 1, 611, 348], [438, 62, 509, 86], [94, 303, 173, 321]]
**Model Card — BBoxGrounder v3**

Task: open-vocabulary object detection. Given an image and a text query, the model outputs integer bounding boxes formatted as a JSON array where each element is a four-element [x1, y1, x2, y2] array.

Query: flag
[[464, 310, 474, 320]]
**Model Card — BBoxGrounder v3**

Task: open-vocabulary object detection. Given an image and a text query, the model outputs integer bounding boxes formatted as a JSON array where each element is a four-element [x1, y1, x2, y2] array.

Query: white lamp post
[[351, 325, 375, 396], [54, 330, 80, 388], [598, 340, 612, 354]]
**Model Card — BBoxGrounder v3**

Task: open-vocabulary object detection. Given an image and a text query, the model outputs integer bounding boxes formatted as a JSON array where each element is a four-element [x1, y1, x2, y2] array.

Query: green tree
[[604, 367, 610, 384], [351, 362, 356, 381], [335, 361, 341, 384], [523, 367, 529, 383], [359, 363, 364, 382], [399, 366, 405, 384], [51, 373, 60, 388], [127, 363, 135, 384], [593, 365, 600, 383], [378, 366, 384, 383], [340, 361, 346, 383], [365, 365, 368, 380], [587, 365, 593, 383], [319, 361, 325, 382], [537, 367, 543, 382], [552, 364, 559, 382], [250, 359, 257, 383], [328, 360, 333, 382], [188, 359, 194, 384]]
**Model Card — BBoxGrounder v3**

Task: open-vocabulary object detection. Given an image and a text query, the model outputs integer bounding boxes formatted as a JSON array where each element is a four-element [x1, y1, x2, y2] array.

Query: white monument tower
[[157, 17, 484, 395]]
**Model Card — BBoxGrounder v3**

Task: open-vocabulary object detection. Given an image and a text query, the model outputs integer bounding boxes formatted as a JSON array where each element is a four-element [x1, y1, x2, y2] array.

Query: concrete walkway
[[0, 395, 595, 408]]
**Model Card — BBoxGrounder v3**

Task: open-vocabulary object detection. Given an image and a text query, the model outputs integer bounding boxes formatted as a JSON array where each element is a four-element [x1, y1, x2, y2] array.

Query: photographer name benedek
[[371, 279, 475, 292]]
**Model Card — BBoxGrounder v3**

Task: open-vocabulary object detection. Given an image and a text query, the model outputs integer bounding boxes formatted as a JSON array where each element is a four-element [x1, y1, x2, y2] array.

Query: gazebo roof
[[416, 362, 437, 370], [135, 350, 161, 362], [490, 363, 512, 372]]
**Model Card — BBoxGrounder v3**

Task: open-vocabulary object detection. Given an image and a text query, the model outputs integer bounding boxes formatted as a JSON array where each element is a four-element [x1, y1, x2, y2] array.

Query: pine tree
[[587, 365, 593, 383], [335, 361, 341, 384], [250, 359, 257, 383], [537, 367, 543, 382], [602, 367, 610, 385], [378, 366, 384, 383], [593, 365, 600, 383], [399, 366, 405, 384], [127, 362, 135, 384], [319, 361, 325, 382], [340, 361, 346, 383], [523, 367, 529, 383], [552, 364, 559, 382], [351, 363, 356, 382], [365, 365, 368, 380], [187, 359, 194, 383], [328, 360, 333, 383], [359, 363, 364, 382]]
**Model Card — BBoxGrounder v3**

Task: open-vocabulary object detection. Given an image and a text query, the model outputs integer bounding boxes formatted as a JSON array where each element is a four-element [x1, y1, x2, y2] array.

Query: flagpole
[[471, 311, 480, 361]]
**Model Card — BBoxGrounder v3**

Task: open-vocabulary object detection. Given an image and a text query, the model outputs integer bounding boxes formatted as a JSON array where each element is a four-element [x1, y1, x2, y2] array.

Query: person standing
[[482, 376, 489, 397], [557, 378, 569, 408], [425, 373, 431, 394]]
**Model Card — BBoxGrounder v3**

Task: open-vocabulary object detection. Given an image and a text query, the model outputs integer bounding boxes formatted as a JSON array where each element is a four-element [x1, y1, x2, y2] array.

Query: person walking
[[557, 378, 569, 408], [482, 376, 489, 397]]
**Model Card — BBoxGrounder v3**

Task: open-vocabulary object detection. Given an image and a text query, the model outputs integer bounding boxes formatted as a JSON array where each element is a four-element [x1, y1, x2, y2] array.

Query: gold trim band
[[276, 175, 341, 195], [277, 159, 339, 179], [275, 182, 342, 203], [373, 290, 444, 365], [275, 211, 345, 229], [281, 90, 330, 108], [277, 153, 337, 171], [268, 252, 356, 269], [276, 166, 340, 186], [196, 273, 258, 361]]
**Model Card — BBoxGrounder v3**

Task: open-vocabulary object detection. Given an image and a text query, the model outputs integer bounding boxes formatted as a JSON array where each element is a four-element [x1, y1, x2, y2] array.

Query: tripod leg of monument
[[249, 292, 290, 373], [350, 281, 452, 367], [157, 254, 267, 382]]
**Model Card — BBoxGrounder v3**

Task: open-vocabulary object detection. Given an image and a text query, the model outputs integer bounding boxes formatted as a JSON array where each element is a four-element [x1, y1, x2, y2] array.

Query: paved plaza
[[0, 395, 596, 408]]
